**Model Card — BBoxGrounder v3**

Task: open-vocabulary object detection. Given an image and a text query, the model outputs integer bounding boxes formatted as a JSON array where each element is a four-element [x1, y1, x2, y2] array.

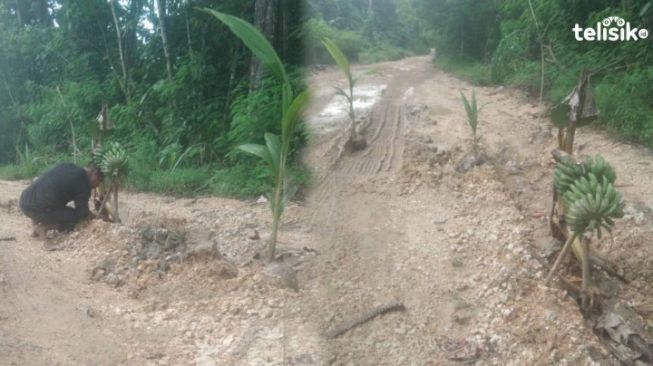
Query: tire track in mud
[[307, 97, 406, 229], [296, 59, 441, 364], [343, 104, 403, 178]]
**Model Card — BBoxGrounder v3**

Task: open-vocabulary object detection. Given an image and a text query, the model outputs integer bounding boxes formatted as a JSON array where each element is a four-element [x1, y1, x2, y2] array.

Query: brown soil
[[1, 56, 652, 365]]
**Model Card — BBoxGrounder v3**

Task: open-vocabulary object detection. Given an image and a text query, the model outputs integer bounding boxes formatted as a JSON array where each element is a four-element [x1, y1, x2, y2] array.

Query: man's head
[[86, 163, 104, 188]]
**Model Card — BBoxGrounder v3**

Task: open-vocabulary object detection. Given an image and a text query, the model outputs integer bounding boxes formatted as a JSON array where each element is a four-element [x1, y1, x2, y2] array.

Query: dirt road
[[1, 56, 652, 365]]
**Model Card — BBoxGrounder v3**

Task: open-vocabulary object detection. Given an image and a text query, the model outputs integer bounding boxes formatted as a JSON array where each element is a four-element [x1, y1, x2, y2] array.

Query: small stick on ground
[[325, 301, 405, 339], [0, 236, 16, 241], [546, 232, 578, 285]]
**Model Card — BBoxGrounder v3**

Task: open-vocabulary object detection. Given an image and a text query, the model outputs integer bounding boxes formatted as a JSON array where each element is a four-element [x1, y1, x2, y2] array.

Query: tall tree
[[250, 0, 279, 90], [154, 0, 173, 79], [110, 0, 130, 100]]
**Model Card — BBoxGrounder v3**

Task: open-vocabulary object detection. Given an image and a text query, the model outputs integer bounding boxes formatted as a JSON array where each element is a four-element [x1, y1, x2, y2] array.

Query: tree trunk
[[126, 0, 144, 71], [110, 0, 130, 101], [281, 0, 288, 61], [185, 5, 193, 54], [223, 45, 241, 122], [35, 0, 50, 25], [15, 0, 22, 26], [154, 0, 173, 79], [250, 0, 279, 91]]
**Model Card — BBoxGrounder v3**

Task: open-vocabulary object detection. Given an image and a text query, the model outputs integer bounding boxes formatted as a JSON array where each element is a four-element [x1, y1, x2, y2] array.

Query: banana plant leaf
[[550, 73, 599, 129]]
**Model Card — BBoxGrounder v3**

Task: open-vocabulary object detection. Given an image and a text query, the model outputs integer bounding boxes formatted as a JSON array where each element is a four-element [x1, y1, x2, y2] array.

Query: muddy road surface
[[2, 56, 653, 365]]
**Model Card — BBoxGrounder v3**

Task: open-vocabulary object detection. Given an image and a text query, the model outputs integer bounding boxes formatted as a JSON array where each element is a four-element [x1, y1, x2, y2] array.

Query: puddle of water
[[308, 85, 386, 135]]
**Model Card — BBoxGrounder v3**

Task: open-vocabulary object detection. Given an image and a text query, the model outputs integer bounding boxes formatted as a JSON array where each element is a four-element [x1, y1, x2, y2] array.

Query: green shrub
[[210, 163, 269, 198], [594, 66, 653, 146], [125, 164, 212, 195], [436, 56, 492, 86], [359, 43, 413, 64], [303, 17, 365, 63]]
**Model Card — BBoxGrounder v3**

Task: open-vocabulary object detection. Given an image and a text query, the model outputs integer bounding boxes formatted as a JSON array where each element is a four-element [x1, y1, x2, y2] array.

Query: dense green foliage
[[304, 0, 429, 64], [3, 1, 652, 198], [0, 0, 305, 197], [422, 0, 653, 147]]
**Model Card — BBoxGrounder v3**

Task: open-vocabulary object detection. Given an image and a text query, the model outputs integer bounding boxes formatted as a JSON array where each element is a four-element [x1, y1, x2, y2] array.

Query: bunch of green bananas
[[563, 173, 624, 238], [553, 158, 585, 194], [94, 142, 128, 180], [553, 155, 616, 195], [583, 155, 616, 185], [553, 155, 624, 238]]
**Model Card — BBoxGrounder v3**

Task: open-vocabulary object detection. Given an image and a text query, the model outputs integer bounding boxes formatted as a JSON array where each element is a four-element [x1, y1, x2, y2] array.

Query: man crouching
[[20, 163, 104, 237]]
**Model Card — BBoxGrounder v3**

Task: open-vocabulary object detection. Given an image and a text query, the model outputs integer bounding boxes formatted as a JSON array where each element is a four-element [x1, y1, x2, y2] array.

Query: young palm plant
[[322, 38, 366, 150], [460, 90, 480, 150], [94, 141, 128, 223], [202, 9, 309, 262]]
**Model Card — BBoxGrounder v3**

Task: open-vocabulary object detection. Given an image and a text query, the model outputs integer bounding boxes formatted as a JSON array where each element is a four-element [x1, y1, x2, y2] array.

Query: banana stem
[[581, 237, 591, 309], [96, 186, 111, 219], [557, 128, 564, 150], [112, 183, 121, 223], [545, 232, 579, 285]]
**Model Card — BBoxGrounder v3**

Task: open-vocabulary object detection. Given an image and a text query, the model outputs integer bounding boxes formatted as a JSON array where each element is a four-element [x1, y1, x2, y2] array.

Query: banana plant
[[202, 9, 309, 262], [94, 141, 128, 223], [546, 155, 624, 308], [322, 37, 365, 148], [460, 90, 479, 149], [550, 71, 598, 153], [547, 72, 602, 302]]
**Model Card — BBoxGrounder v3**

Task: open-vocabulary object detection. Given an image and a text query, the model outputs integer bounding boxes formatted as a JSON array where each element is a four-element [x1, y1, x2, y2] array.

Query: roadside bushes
[[433, 1, 653, 148], [594, 66, 653, 145], [303, 18, 365, 63]]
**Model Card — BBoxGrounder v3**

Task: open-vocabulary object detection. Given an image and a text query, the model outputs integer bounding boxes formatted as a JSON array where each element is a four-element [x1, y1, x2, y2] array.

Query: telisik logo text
[[573, 16, 649, 41]]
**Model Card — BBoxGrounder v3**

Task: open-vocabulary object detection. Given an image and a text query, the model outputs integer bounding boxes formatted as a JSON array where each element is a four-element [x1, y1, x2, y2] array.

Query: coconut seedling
[[322, 37, 367, 150], [94, 141, 128, 223], [202, 9, 309, 262], [460, 90, 480, 151], [546, 155, 624, 308]]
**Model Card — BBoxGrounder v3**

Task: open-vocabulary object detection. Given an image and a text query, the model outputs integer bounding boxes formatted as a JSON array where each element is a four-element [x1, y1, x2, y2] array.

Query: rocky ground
[[1, 56, 652, 365]]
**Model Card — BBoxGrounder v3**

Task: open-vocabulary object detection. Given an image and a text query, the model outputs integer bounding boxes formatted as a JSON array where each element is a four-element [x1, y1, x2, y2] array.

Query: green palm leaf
[[264, 133, 281, 178], [281, 91, 310, 145], [238, 143, 273, 168], [460, 90, 478, 138], [322, 38, 353, 85], [201, 9, 288, 88]]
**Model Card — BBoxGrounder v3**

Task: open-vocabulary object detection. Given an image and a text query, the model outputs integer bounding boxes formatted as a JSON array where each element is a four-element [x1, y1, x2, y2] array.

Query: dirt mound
[[87, 218, 237, 294]]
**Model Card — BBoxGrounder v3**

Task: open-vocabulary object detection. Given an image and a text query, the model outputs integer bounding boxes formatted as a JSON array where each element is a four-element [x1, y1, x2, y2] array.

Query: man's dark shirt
[[19, 163, 91, 220]]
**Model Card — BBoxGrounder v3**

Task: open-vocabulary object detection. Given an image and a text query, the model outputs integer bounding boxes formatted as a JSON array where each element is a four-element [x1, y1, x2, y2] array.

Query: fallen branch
[[546, 232, 578, 285], [325, 301, 405, 339], [0, 236, 16, 241], [589, 252, 628, 283]]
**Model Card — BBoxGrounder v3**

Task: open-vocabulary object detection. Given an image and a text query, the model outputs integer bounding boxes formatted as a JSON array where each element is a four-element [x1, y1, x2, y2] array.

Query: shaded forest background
[[1, 0, 651, 197], [424, 0, 653, 147]]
